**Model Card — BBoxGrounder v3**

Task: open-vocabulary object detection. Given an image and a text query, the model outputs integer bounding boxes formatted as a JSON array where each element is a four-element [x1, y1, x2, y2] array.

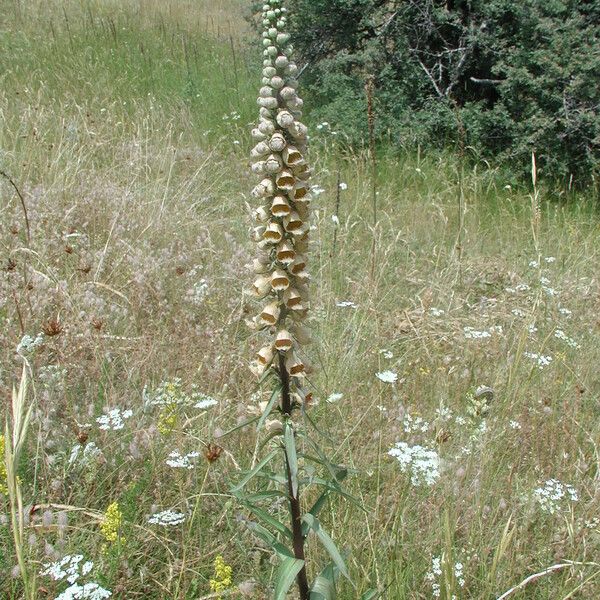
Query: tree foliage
[[287, 0, 600, 187]]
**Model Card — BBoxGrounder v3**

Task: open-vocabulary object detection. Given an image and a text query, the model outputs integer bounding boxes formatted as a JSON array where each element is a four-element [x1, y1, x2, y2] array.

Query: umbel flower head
[[248, 0, 312, 392]]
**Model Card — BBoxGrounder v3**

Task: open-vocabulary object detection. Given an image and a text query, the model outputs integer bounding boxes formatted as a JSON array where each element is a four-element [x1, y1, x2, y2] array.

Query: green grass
[[1, 1, 600, 598]]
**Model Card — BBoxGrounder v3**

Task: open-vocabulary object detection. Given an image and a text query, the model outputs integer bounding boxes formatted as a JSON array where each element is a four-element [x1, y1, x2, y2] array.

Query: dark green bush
[[285, 0, 600, 188]]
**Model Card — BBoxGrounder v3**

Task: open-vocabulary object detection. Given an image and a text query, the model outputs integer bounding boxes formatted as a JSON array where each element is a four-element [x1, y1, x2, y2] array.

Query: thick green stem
[[279, 353, 309, 600]]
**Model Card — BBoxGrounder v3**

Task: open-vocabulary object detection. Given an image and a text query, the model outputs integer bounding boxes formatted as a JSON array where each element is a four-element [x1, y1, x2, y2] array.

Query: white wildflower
[[96, 408, 132, 431], [463, 327, 491, 340], [554, 329, 580, 349], [524, 352, 552, 369], [166, 451, 200, 470], [533, 479, 578, 514], [388, 442, 440, 486], [429, 307, 444, 317], [326, 392, 343, 403], [148, 510, 186, 526], [402, 414, 430, 434], [16, 333, 44, 355], [376, 370, 398, 384], [338, 182, 348, 190], [336, 300, 357, 308]]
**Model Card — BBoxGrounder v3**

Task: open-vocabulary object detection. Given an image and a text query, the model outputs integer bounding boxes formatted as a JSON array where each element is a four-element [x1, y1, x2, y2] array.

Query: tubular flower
[[249, 0, 312, 386]]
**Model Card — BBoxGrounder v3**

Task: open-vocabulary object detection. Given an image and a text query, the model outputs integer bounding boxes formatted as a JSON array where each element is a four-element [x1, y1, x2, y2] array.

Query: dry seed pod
[[252, 257, 271, 273], [251, 226, 266, 242], [268, 133, 286, 152], [290, 255, 306, 274], [271, 195, 291, 217], [260, 301, 280, 325], [275, 55, 289, 69], [251, 141, 270, 158], [253, 206, 270, 222], [295, 202, 310, 221], [252, 178, 275, 198], [280, 87, 296, 101], [258, 119, 275, 135], [252, 128, 267, 141], [293, 182, 309, 200], [271, 76, 284, 89], [258, 97, 278, 110], [264, 154, 283, 174], [271, 269, 290, 291], [257, 345, 274, 367], [283, 287, 302, 308], [282, 146, 304, 167], [276, 110, 294, 128], [251, 161, 266, 175], [283, 211, 303, 233], [263, 222, 284, 243], [276, 241, 295, 264], [291, 324, 312, 345], [285, 352, 305, 377], [276, 169, 295, 191], [275, 329, 293, 351], [252, 275, 271, 297]]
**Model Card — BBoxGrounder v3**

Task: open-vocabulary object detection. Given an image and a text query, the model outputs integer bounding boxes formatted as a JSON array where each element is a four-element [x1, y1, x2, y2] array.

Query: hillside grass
[[1, 1, 600, 598]]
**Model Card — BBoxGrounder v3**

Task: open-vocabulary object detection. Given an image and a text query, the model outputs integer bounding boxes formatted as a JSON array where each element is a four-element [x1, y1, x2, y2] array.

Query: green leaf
[[219, 414, 260, 437], [243, 490, 287, 503], [302, 514, 350, 581], [230, 449, 278, 493], [257, 384, 281, 430], [274, 556, 305, 600], [360, 589, 380, 599], [310, 563, 337, 600], [284, 421, 299, 498], [244, 504, 292, 539], [302, 490, 330, 536]]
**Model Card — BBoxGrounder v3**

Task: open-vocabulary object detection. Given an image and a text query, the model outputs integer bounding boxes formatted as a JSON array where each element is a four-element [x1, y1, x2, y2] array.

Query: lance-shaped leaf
[[274, 556, 305, 600], [302, 514, 350, 581], [230, 449, 278, 493], [283, 420, 299, 498]]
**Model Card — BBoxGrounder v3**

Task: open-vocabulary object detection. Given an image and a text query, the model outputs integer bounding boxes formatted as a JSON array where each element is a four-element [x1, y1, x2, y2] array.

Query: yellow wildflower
[[0, 435, 7, 495], [209, 555, 233, 597], [100, 501, 124, 544], [158, 402, 178, 435]]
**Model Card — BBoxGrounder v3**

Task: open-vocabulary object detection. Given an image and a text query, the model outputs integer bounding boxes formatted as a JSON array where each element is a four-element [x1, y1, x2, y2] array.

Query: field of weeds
[[1, 1, 599, 598]]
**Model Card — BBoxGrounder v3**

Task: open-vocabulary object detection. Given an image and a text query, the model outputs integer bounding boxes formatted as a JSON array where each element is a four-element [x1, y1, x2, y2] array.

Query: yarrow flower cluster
[[388, 442, 440, 486], [524, 352, 553, 369], [166, 450, 200, 469], [247, 0, 313, 399], [40, 555, 111, 600], [148, 510, 186, 526], [96, 408, 132, 431], [376, 370, 398, 384], [533, 479, 579, 514], [425, 555, 465, 598], [16, 333, 44, 355]]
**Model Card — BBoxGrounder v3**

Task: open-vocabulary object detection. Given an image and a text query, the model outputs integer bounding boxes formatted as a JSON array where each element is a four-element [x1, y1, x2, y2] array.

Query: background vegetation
[[286, 0, 600, 188], [1, 0, 599, 598]]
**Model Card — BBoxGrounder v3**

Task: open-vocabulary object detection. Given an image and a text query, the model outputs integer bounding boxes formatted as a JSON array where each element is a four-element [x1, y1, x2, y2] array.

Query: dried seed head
[[275, 329, 293, 351], [270, 269, 290, 291], [271, 195, 291, 217]]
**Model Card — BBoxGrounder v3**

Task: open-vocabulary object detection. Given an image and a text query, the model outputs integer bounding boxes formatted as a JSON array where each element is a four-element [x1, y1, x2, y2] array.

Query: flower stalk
[[247, 1, 312, 596]]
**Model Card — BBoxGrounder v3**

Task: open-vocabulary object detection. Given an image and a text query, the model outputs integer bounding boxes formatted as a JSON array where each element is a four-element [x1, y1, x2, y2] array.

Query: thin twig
[[1, 169, 31, 244]]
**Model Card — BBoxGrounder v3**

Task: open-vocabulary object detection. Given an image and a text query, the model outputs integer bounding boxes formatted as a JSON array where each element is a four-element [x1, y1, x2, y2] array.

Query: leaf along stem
[[279, 352, 310, 599]]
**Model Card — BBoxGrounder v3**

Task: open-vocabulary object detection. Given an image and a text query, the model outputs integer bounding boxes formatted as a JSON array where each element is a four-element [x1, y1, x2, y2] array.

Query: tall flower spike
[[249, 0, 311, 389]]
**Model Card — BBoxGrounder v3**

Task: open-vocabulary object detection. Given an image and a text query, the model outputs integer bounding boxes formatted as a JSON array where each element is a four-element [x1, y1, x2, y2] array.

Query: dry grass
[[1, 0, 600, 598]]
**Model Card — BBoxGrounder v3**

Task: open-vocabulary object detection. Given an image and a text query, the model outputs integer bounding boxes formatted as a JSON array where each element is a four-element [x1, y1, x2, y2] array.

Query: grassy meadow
[[1, 0, 600, 598]]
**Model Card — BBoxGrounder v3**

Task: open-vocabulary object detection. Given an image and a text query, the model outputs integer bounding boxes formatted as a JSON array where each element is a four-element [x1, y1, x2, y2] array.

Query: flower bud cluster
[[248, 0, 311, 392]]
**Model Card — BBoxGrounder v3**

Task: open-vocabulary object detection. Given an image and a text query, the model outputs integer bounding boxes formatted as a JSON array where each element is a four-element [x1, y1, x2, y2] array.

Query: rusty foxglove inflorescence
[[248, 0, 311, 400]]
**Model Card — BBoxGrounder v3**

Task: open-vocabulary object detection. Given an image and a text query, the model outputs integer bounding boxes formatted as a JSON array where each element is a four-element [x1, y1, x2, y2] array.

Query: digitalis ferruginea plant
[[248, 1, 312, 402]]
